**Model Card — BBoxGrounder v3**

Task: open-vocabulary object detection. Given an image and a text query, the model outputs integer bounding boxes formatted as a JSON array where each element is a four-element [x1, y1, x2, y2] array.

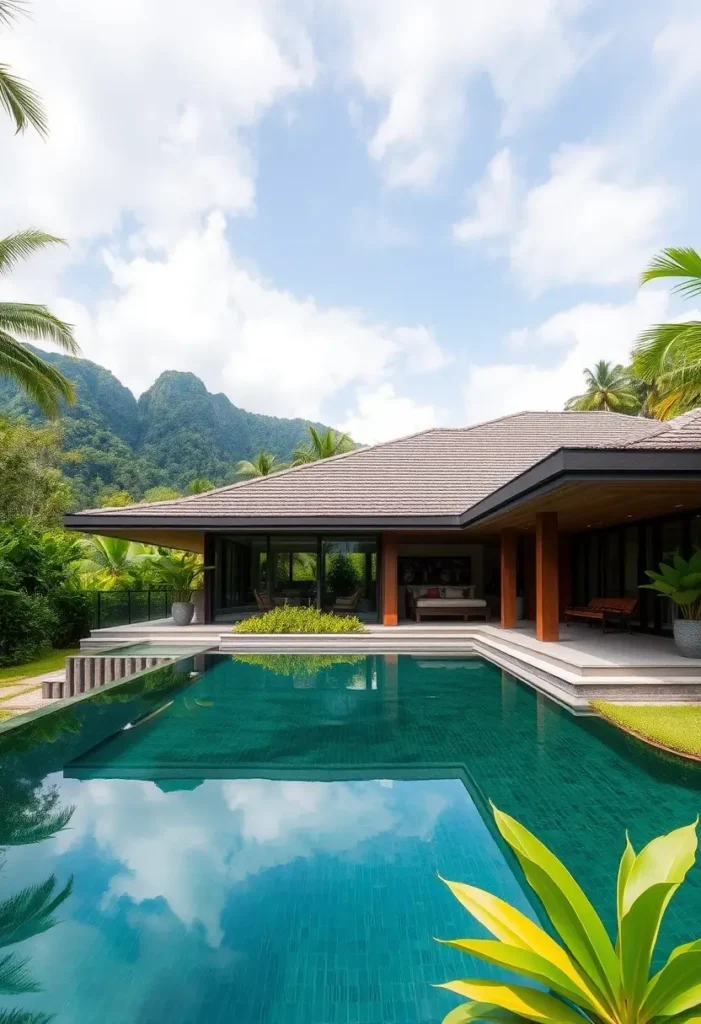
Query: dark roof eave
[[459, 447, 701, 527], [63, 513, 463, 531]]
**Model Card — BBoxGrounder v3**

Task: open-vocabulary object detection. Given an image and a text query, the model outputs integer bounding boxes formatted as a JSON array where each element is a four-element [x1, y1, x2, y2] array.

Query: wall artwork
[[398, 556, 472, 587]]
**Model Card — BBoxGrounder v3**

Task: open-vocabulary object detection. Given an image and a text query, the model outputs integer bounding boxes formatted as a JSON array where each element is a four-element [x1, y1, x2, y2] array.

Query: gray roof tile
[[79, 410, 671, 520]]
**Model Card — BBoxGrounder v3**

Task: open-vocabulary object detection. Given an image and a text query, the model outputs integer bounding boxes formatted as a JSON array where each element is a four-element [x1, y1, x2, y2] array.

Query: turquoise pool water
[[1, 653, 701, 1023]]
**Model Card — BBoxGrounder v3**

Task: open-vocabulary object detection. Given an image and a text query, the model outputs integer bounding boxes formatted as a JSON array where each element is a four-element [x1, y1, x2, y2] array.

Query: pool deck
[[75, 619, 701, 711]]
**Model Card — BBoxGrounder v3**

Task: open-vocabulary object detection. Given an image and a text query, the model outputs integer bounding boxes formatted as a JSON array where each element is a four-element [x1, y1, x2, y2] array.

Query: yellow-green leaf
[[642, 949, 701, 1019], [437, 939, 607, 1017], [493, 808, 619, 1008], [437, 980, 585, 1024], [441, 1001, 531, 1024], [617, 834, 636, 945], [621, 823, 697, 919]]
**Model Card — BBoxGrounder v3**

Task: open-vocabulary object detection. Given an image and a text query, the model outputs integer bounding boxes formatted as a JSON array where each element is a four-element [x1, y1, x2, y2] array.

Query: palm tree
[[0, 230, 79, 416], [564, 361, 640, 413], [235, 452, 288, 479], [291, 427, 355, 465], [633, 247, 701, 419], [185, 478, 214, 495], [0, 1, 47, 136]]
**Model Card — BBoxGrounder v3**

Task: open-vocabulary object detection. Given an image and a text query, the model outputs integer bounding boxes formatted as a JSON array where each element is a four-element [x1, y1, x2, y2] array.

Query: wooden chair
[[254, 590, 275, 612], [565, 597, 637, 634], [330, 588, 363, 615]]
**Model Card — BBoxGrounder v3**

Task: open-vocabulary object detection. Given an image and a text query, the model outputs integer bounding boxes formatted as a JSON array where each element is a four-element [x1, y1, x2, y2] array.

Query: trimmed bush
[[232, 606, 365, 634]]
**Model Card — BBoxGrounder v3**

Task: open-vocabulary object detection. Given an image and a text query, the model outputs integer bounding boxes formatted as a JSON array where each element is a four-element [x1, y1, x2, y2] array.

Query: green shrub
[[48, 590, 94, 647], [232, 606, 365, 634], [0, 593, 58, 667]]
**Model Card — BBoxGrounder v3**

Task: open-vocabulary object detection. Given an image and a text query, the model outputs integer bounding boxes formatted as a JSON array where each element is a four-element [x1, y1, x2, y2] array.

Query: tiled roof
[[74, 410, 677, 521], [626, 408, 701, 449]]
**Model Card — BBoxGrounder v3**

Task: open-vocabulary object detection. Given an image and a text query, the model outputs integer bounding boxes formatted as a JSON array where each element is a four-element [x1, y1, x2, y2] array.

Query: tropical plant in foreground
[[77, 535, 152, 589], [633, 248, 701, 419], [437, 807, 700, 1024], [0, 230, 79, 416], [0, 0, 47, 136], [640, 548, 701, 621], [235, 452, 288, 479], [564, 362, 640, 414], [147, 551, 209, 602], [292, 427, 355, 465]]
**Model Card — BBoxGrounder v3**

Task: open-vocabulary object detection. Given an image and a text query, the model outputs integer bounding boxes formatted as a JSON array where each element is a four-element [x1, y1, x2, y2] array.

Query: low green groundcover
[[232, 606, 365, 634], [594, 700, 701, 758]]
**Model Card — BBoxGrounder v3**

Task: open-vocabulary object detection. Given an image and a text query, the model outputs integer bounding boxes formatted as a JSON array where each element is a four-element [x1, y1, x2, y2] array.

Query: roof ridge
[[622, 408, 701, 448]]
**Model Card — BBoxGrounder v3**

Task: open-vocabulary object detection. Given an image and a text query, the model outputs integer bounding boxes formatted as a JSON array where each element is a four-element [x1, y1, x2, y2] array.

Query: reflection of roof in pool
[[153, 778, 205, 792]]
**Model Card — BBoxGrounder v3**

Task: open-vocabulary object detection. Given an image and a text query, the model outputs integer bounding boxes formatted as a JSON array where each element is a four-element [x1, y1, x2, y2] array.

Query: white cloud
[[653, 15, 701, 98], [0, 0, 315, 243], [454, 144, 673, 292], [333, 0, 590, 188], [453, 149, 519, 243], [44, 214, 445, 423], [340, 383, 438, 444], [464, 290, 670, 423]]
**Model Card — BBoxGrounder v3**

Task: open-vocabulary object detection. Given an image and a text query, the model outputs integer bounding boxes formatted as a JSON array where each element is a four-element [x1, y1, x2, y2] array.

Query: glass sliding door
[[269, 536, 318, 606], [213, 535, 267, 622], [321, 537, 378, 623]]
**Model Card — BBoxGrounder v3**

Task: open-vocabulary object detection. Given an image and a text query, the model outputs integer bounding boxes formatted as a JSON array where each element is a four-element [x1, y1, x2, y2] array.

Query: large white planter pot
[[191, 591, 205, 624], [172, 601, 194, 626], [673, 619, 701, 659]]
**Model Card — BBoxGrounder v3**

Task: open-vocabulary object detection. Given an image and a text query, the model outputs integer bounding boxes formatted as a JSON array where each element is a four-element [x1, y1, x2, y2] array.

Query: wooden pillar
[[536, 512, 559, 642], [381, 532, 398, 626], [524, 535, 536, 620], [500, 531, 518, 629]]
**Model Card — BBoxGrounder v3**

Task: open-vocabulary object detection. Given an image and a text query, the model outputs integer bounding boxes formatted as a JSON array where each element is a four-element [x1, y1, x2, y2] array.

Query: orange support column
[[500, 531, 518, 629], [535, 512, 559, 642], [381, 532, 399, 626]]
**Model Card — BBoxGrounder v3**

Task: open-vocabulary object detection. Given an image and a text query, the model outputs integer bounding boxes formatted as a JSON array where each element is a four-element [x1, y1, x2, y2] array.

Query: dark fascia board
[[64, 448, 701, 534], [459, 448, 701, 527], [63, 513, 462, 531]]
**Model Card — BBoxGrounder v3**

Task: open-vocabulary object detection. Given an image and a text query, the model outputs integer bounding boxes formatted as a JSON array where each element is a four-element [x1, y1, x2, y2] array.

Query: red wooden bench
[[564, 597, 637, 634]]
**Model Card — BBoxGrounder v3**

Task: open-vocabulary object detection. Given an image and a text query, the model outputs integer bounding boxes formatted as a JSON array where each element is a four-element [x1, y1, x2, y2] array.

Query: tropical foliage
[[233, 606, 365, 634], [632, 248, 701, 419], [233, 653, 363, 678], [0, 231, 79, 417], [437, 806, 700, 1024], [0, 0, 47, 136], [565, 362, 641, 414], [185, 478, 214, 495], [235, 452, 288, 479], [640, 548, 701, 620], [292, 426, 355, 465], [76, 535, 154, 590], [0, 418, 73, 525], [146, 550, 208, 603]]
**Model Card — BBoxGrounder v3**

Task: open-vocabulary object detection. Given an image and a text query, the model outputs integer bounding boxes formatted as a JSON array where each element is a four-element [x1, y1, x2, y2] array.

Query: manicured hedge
[[232, 606, 365, 634]]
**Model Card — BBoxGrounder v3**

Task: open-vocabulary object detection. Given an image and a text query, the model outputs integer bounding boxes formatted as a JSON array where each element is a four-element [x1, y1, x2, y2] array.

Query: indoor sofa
[[405, 585, 489, 623]]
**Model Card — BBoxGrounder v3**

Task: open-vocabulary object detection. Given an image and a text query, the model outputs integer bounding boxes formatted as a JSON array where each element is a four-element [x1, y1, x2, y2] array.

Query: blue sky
[[1, 0, 700, 441]]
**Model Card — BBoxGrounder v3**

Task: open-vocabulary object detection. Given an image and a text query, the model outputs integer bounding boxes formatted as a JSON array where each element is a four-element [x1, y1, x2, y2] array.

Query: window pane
[[322, 537, 378, 623]]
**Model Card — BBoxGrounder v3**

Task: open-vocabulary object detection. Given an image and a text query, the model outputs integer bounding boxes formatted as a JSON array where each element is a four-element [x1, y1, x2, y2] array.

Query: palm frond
[[0, 333, 75, 416], [0, 1010, 53, 1024], [640, 247, 701, 299], [0, 304, 76, 352], [0, 64, 47, 137], [0, 875, 73, 950], [632, 321, 701, 382], [0, 2, 27, 26], [0, 951, 38, 995], [0, 231, 66, 276]]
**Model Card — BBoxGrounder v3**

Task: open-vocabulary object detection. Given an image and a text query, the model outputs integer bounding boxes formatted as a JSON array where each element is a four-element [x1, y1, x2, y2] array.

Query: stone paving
[[0, 669, 62, 716]]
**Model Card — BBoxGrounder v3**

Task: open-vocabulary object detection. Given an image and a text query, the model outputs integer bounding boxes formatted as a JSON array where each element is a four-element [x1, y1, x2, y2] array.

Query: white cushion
[[416, 598, 487, 608], [443, 585, 476, 599]]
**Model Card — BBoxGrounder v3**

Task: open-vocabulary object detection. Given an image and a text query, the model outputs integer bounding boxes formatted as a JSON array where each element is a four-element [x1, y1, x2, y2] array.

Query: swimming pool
[[1, 653, 700, 1023]]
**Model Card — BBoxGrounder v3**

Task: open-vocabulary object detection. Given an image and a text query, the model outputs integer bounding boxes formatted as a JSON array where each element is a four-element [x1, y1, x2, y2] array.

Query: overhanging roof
[[64, 410, 701, 534]]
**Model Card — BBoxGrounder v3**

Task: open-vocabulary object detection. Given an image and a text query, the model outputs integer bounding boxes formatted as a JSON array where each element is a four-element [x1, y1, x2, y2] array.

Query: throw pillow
[[426, 587, 440, 598]]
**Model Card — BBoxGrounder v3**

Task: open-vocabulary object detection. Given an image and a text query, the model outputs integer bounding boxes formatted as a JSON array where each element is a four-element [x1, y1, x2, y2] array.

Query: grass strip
[[593, 700, 701, 758], [0, 648, 78, 687]]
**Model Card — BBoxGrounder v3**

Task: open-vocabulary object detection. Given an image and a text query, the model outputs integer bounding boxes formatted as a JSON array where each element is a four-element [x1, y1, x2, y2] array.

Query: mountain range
[[0, 347, 333, 509]]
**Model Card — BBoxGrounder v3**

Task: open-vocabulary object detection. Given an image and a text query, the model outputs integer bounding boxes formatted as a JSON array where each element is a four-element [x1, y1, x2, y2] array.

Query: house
[[64, 409, 701, 641]]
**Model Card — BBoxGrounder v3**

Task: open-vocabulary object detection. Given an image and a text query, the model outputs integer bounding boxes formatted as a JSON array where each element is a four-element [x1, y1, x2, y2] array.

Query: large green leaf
[[437, 980, 586, 1024], [617, 835, 636, 950], [493, 809, 620, 1008], [618, 823, 698, 1018], [642, 948, 701, 1019], [442, 1001, 531, 1024]]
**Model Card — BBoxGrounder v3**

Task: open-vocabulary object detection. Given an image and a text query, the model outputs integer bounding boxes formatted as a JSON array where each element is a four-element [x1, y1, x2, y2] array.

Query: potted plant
[[148, 551, 210, 626], [640, 548, 701, 657]]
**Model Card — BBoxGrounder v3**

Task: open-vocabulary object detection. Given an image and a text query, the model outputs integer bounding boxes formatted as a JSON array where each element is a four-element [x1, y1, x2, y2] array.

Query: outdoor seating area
[[565, 597, 638, 633]]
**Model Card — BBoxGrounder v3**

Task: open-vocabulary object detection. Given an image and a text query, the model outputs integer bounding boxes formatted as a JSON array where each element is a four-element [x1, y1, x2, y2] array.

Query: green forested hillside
[[0, 347, 332, 509]]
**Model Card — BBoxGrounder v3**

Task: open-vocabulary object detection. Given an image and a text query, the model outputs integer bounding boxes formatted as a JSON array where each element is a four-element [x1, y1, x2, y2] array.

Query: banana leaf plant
[[146, 551, 212, 603], [640, 549, 701, 620], [437, 806, 700, 1024]]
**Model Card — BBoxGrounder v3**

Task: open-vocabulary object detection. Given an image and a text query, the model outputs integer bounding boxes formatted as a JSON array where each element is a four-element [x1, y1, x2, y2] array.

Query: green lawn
[[593, 701, 701, 758], [0, 648, 78, 687]]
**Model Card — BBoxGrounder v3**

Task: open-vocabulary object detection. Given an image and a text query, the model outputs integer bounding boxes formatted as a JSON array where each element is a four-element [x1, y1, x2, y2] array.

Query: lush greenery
[[146, 551, 208, 603], [566, 247, 701, 420], [235, 451, 289, 479], [0, 0, 48, 136], [438, 806, 700, 1024], [0, 647, 79, 686], [0, 417, 73, 525], [232, 606, 365, 634], [593, 701, 701, 758], [640, 548, 701, 619], [0, 349, 338, 506]]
